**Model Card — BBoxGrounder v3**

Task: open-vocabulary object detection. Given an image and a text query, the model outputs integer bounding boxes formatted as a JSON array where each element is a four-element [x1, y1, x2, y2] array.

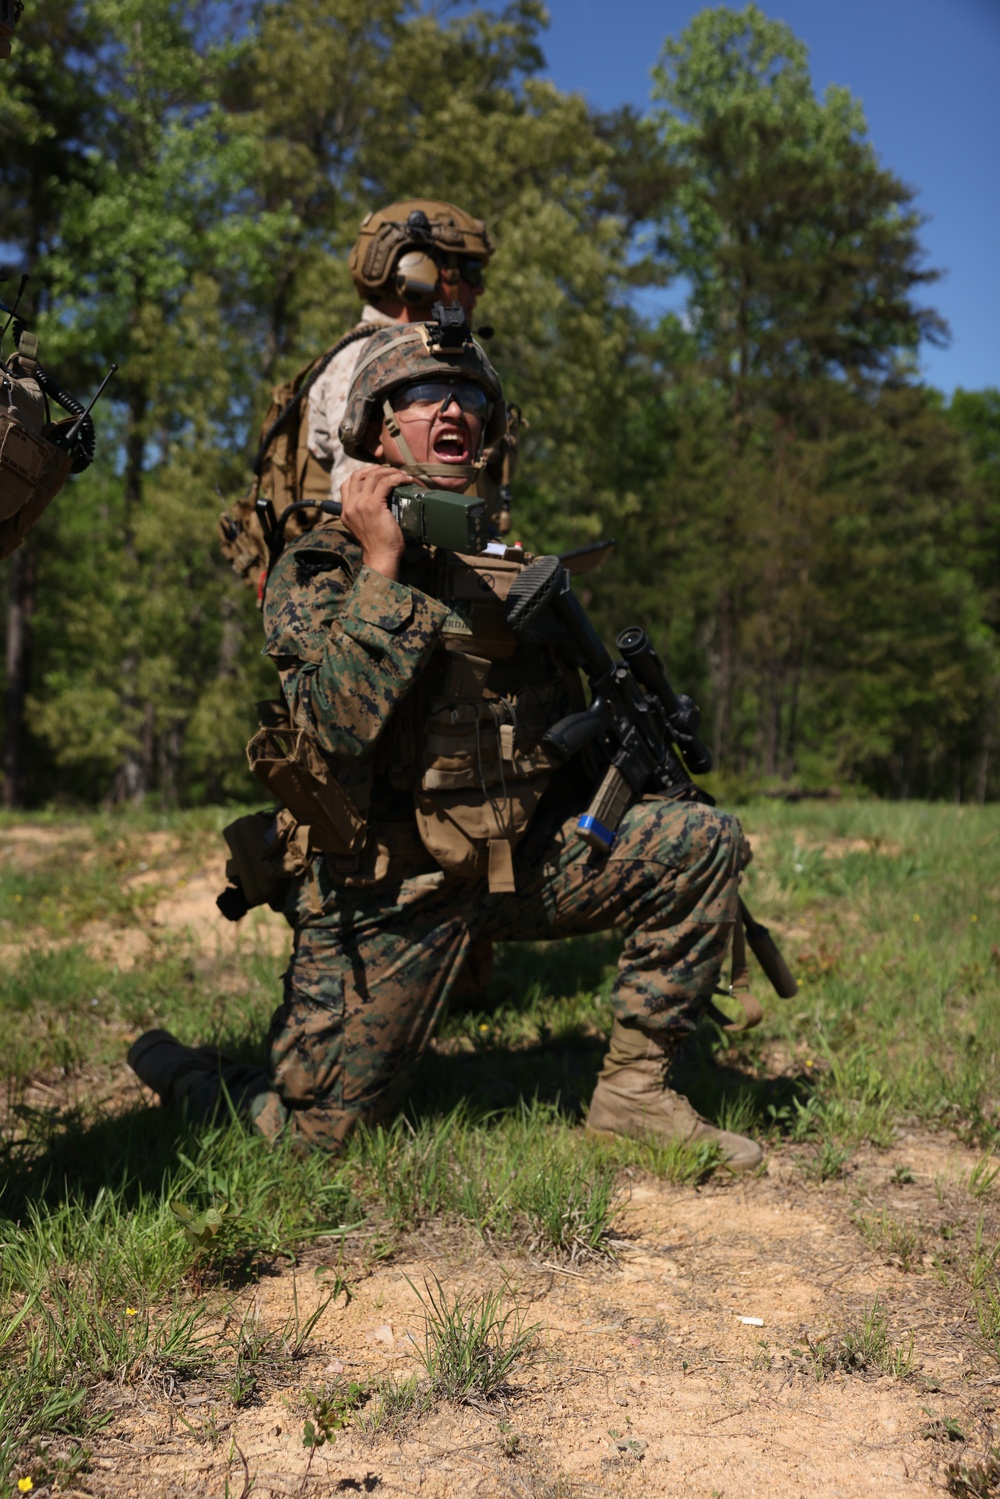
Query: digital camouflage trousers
[[246, 793, 747, 1152]]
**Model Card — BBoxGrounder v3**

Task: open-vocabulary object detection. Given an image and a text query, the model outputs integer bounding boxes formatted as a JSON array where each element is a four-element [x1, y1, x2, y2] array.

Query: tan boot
[[585, 1019, 762, 1173], [127, 1029, 269, 1121]]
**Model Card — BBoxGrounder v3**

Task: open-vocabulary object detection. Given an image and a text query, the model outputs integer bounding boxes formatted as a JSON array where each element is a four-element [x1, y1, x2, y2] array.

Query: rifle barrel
[[617, 626, 713, 775]]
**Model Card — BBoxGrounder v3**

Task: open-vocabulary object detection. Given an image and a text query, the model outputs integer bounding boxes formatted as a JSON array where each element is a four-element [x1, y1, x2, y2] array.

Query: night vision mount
[[426, 301, 471, 353]]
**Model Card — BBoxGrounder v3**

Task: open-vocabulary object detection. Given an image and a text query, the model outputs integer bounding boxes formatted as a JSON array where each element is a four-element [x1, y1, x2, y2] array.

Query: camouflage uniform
[[243, 525, 745, 1151], [306, 304, 397, 501]]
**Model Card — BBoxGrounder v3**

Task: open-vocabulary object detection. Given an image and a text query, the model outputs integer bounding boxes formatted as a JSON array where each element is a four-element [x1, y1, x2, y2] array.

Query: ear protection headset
[[393, 246, 441, 306]]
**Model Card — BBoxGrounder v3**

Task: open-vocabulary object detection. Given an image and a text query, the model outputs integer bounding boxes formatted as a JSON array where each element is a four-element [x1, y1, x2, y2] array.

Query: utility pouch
[[414, 773, 551, 891], [245, 719, 369, 857], [0, 410, 72, 557], [413, 650, 558, 891]]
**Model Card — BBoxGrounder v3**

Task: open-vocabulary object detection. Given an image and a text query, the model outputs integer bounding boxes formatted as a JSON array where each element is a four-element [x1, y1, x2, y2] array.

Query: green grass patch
[[1, 798, 999, 1479]]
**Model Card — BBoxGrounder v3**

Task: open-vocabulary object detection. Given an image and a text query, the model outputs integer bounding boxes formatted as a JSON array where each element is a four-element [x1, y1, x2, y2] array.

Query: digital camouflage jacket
[[261, 524, 582, 890]]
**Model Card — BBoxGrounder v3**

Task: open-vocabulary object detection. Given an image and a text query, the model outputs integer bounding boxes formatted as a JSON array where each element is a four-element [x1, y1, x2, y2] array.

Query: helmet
[[339, 304, 505, 483], [348, 199, 494, 307]]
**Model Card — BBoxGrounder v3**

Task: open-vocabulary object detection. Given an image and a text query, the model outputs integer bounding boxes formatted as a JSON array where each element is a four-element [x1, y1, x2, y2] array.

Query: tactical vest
[[0, 332, 73, 560], [245, 540, 582, 893]]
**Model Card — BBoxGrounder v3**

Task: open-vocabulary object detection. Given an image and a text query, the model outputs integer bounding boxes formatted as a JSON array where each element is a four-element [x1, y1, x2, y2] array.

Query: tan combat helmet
[[339, 304, 505, 484], [348, 200, 494, 308]]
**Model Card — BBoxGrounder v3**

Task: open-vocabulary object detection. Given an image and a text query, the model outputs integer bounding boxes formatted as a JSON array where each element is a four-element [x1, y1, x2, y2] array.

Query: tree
[[945, 389, 1000, 800], [8, 0, 294, 802], [0, 0, 102, 806], [610, 4, 968, 790], [4, 0, 638, 806]]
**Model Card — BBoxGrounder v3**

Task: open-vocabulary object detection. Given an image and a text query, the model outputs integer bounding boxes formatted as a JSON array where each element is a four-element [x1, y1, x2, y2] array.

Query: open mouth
[[431, 426, 470, 463]]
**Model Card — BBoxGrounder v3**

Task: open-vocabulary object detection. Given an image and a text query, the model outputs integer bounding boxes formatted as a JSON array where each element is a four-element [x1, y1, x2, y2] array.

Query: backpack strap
[[253, 322, 381, 479]]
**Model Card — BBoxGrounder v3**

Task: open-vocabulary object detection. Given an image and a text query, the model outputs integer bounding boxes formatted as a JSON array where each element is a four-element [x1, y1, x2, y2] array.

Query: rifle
[[504, 553, 797, 1005]]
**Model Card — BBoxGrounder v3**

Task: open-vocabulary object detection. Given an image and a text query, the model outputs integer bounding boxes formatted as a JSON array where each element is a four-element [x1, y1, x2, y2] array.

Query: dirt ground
[[5, 824, 999, 1498], [70, 1126, 996, 1499], [0, 822, 291, 970]]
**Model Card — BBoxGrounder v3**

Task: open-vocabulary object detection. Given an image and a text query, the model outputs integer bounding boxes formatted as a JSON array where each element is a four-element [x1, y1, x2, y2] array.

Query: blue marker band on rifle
[[578, 815, 615, 851]]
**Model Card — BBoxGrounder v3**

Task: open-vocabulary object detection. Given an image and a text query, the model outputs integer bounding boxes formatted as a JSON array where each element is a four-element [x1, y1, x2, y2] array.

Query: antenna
[[59, 362, 119, 448]]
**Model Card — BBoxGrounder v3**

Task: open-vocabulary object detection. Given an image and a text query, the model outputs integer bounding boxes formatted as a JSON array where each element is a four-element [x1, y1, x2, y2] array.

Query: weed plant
[[808, 1297, 915, 1378], [946, 1450, 1000, 1499], [854, 1208, 926, 1270], [409, 1276, 538, 1405]]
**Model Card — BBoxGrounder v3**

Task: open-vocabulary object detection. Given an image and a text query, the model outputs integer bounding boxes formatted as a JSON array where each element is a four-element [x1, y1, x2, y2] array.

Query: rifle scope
[[616, 626, 713, 775]]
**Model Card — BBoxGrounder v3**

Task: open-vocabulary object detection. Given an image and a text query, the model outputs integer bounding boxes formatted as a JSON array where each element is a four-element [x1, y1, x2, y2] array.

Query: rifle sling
[[708, 907, 764, 1032]]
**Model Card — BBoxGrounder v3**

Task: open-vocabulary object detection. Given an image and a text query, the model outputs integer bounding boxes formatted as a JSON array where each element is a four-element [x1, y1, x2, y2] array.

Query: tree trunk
[[782, 637, 805, 780], [157, 714, 183, 809], [2, 540, 37, 809], [712, 588, 735, 769], [107, 378, 149, 804], [972, 704, 994, 805], [763, 654, 783, 778]]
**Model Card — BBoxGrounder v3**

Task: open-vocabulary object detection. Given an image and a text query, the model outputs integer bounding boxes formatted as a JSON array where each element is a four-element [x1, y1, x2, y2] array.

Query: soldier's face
[[437, 259, 485, 322], [368, 392, 485, 492]]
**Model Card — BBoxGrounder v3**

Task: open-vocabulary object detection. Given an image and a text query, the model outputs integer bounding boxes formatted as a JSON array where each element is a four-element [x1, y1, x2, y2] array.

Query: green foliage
[[302, 1380, 367, 1449], [650, 5, 943, 385], [945, 1452, 1000, 1499], [0, 3, 994, 803], [597, 4, 999, 798]]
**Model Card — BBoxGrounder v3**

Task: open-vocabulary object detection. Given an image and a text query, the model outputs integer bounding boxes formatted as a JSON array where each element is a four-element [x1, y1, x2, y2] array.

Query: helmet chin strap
[[381, 397, 486, 482]]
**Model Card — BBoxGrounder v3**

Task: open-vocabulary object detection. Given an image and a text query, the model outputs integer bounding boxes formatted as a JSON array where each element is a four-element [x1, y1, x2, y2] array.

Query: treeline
[[1, 0, 997, 806]]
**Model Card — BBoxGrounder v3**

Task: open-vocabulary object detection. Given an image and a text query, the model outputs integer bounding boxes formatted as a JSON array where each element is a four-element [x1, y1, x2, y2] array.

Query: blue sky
[[482, 0, 1000, 394]]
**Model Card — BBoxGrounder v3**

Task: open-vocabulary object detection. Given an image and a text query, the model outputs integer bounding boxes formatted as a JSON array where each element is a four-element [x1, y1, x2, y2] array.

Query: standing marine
[[218, 198, 518, 592], [130, 307, 764, 1172]]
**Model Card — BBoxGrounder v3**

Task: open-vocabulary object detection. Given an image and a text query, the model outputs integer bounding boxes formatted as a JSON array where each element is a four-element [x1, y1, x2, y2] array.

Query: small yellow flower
[[805, 1060, 814, 1069], [478, 1023, 489, 1032], [971, 913, 979, 923], [912, 913, 922, 923], [18, 1478, 33, 1493], [126, 1307, 138, 1317], [14, 893, 22, 902]]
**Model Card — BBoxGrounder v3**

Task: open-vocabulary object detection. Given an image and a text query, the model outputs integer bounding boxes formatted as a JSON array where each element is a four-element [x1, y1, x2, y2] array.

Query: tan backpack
[[218, 322, 381, 588], [0, 328, 79, 559]]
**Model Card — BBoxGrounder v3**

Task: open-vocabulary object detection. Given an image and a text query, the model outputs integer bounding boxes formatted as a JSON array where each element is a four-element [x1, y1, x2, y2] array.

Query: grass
[[1, 798, 999, 1484], [409, 1276, 539, 1405], [854, 1207, 926, 1270], [806, 1296, 916, 1379], [294, 1274, 539, 1448]]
